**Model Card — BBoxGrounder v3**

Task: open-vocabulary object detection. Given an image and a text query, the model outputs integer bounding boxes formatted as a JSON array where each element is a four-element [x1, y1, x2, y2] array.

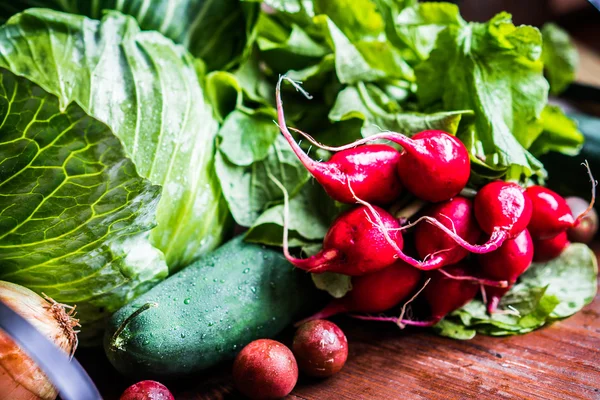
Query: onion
[[0, 281, 79, 400]]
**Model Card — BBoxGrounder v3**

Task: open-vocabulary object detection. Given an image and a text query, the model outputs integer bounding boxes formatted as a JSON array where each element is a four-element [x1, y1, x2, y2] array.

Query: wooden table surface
[[78, 243, 600, 400]]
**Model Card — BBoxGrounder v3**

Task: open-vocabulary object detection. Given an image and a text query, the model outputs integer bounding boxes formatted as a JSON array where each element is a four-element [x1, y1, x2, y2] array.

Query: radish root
[[575, 160, 597, 223], [267, 169, 339, 272]]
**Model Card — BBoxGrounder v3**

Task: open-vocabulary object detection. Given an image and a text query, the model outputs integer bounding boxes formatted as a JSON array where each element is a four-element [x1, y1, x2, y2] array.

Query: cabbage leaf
[[0, 68, 168, 342], [0, 0, 258, 70], [0, 10, 229, 270]]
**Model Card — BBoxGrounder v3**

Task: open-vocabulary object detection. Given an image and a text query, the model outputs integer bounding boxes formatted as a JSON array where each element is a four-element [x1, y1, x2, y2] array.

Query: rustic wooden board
[[79, 247, 600, 400]]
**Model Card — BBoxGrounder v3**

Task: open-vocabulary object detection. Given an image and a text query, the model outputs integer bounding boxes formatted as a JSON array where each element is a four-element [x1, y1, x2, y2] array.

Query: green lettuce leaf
[[0, 9, 229, 269], [529, 105, 584, 157], [215, 136, 310, 227], [416, 12, 549, 181], [436, 243, 597, 339], [542, 23, 578, 95], [218, 110, 279, 167], [330, 84, 471, 137], [375, 1, 465, 61], [311, 272, 353, 299], [244, 183, 331, 247], [316, 15, 387, 84], [0, 68, 168, 342], [313, 0, 385, 42], [0, 0, 259, 70]]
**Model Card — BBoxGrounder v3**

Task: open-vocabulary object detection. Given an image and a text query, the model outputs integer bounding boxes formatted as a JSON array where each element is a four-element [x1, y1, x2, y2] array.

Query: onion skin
[[0, 281, 78, 400]]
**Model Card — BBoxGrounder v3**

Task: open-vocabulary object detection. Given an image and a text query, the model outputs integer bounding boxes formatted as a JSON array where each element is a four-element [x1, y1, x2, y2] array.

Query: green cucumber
[[103, 236, 319, 378]]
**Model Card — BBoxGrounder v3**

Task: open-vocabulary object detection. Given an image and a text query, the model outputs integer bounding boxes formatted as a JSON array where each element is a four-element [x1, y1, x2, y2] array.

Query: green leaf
[[245, 183, 331, 247], [416, 12, 549, 181], [0, 10, 229, 269], [257, 20, 329, 58], [438, 243, 597, 339], [311, 272, 353, 299], [316, 15, 387, 84], [218, 110, 280, 166], [515, 243, 597, 319], [330, 84, 471, 137], [0, 0, 259, 71], [433, 318, 476, 340], [377, 2, 465, 61], [0, 68, 168, 342], [313, 0, 385, 42], [205, 71, 245, 122], [215, 136, 310, 227], [529, 105, 584, 157], [542, 23, 578, 95], [354, 40, 415, 82]]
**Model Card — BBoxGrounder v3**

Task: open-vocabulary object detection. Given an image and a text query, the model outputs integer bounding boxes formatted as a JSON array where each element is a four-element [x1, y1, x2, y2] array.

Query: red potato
[[293, 320, 348, 378], [299, 261, 423, 322], [479, 230, 534, 313], [533, 231, 570, 262], [566, 196, 599, 243], [120, 381, 174, 400], [233, 339, 298, 400], [277, 76, 470, 204], [276, 76, 402, 205]]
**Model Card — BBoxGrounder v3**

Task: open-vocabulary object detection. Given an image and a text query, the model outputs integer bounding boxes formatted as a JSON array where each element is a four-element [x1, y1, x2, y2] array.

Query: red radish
[[276, 76, 403, 205], [352, 263, 479, 327], [414, 197, 481, 269], [233, 339, 298, 400], [526, 164, 596, 240], [298, 261, 422, 323], [566, 196, 598, 243], [270, 171, 506, 286], [479, 230, 534, 283], [293, 320, 348, 378], [474, 181, 532, 245], [526, 186, 579, 239], [420, 264, 480, 324], [533, 231, 569, 262], [120, 380, 174, 400], [278, 77, 470, 203], [398, 181, 531, 257], [285, 204, 404, 275], [479, 229, 534, 313], [394, 130, 470, 202]]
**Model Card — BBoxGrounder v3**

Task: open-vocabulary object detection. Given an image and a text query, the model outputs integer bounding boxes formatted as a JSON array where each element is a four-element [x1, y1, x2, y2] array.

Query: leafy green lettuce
[[416, 12, 549, 181], [530, 105, 584, 157], [0, 10, 229, 270], [0, 0, 259, 70], [542, 23, 578, 95], [0, 68, 168, 342], [435, 244, 597, 339]]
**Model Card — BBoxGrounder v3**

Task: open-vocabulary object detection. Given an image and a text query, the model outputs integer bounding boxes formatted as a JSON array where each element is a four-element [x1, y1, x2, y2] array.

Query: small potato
[[293, 320, 348, 378], [233, 339, 298, 400]]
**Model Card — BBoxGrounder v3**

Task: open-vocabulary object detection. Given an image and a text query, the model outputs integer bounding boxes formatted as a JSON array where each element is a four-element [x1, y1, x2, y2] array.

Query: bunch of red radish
[[276, 76, 596, 326]]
